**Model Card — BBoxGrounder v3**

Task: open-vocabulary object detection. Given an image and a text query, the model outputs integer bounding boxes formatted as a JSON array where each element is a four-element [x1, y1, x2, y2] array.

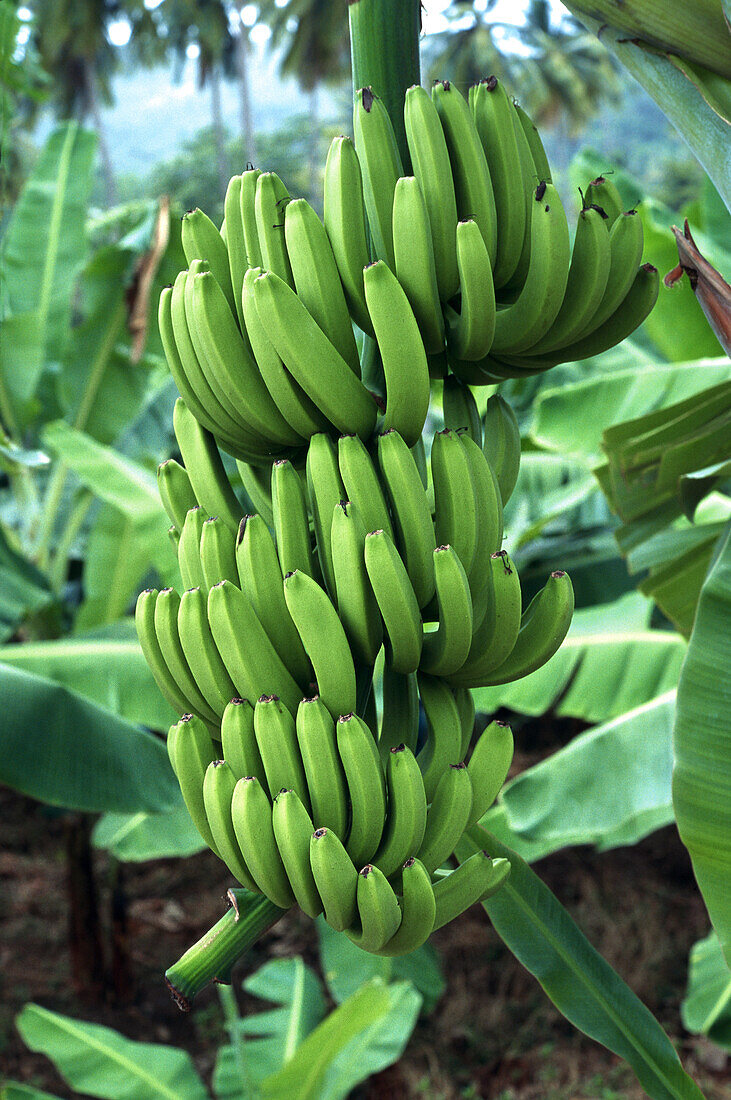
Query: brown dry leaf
[[665, 219, 731, 356], [127, 196, 171, 363]]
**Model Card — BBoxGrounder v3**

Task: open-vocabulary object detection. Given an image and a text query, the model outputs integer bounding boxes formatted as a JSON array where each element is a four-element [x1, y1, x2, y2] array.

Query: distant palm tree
[[426, 0, 620, 132]]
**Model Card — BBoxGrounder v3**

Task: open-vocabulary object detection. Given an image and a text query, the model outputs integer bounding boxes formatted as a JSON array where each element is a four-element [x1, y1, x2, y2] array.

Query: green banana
[[467, 719, 514, 825], [178, 585, 237, 718], [135, 589, 200, 721], [157, 459, 198, 532], [432, 80, 497, 265], [172, 399, 242, 532], [240, 167, 263, 268], [236, 513, 312, 691], [514, 102, 552, 183], [153, 586, 219, 725], [573, 208, 645, 340], [284, 197, 360, 374], [203, 760, 259, 889], [346, 865, 402, 952], [338, 432, 393, 540], [482, 394, 521, 506], [421, 545, 474, 677], [336, 712, 387, 868], [170, 713, 221, 855], [220, 697, 265, 783], [207, 579, 303, 716], [353, 86, 403, 269], [177, 506, 208, 591], [586, 173, 623, 225], [375, 856, 436, 957], [309, 827, 358, 932], [377, 430, 436, 609], [305, 432, 346, 601], [254, 171, 293, 287], [253, 694, 311, 811], [373, 744, 428, 879], [331, 500, 383, 666], [322, 135, 374, 336], [460, 433, 504, 624], [296, 696, 349, 836], [283, 569, 357, 720], [363, 260, 430, 447], [418, 763, 473, 875], [253, 270, 377, 441], [471, 77, 526, 288], [449, 551, 522, 687], [455, 686, 475, 760], [181, 207, 236, 317], [392, 175, 445, 354], [442, 376, 482, 445], [379, 664, 419, 760], [237, 460, 274, 527], [272, 789, 323, 918], [364, 528, 423, 675], [271, 458, 317, 579], [416, 672, 463, 801], [445, 218, 496, 362], [432, 851, 511, 930], [480, 570, 574, 685], [200, 515, 238, 589], [223, 174, 247, 330], [404, 84, 459, 301], [231, 775, 295, 909], [431, 428, 478, 578]]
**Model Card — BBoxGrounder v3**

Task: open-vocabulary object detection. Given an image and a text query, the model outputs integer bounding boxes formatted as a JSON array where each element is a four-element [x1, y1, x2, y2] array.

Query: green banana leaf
[[92, 799, 205, 862], [15, 1004, 208, 1100], [531, 359, 731, 459], [457, 826, 705, 1100], [0, 625, 175, 731], [482, 690, 677, 858], [0, 524, 53, 642], [673, 519, 731, 965], [0, 1085, 64, 1100], [472, 592, 685, 724], [0, 662, 179, 813], [681, 931, 731, 1050], [0, 124, 96, 418]]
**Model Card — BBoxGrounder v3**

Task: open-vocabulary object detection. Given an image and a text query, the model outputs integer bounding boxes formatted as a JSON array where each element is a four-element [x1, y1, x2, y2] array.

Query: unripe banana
[[200, 515, 238, 589], [363, 260, 430, 447], [573, 210, 645, 339], [353, 86, 403, 269], [513, 102, 552, 183], [240, 167, 263, 268], [237, 460, 274, 527], [306, 433, 345, 601], [449, 551, 522, 687], [375, 856, 436, 957], [442, 377, 482, 446], [336, 712, 386, 868], [203, 760, 259, 889], [482, 394, 521, 506], [177, 506, 208, 591], [283, 569, 357, 720], [364, 528, 423, 676], [231, 775, 295, 909], [467, 719, 514, 825], [153, 586, 219, 725], [271, 458, 317, 580], [171, 713, 221, 855], [253, 694, 311, 812], [173, 399, 242, 533], [392, 176, 445, 354], [377, 430, 436, 609], [586, 173, 623, 225], [481, 570, 574, 685], [421, 545, 474, 677], [338, 433, 393, 540], [221, 697, 265, 783], [310, 827, 358, 932], [272, 789, 323, 918], [418, 762, 473, 875], [254, 171, 293, 287], [346, 865, 402, 952], [431, 429, 478, 578], [379, 665, 419, 760], [296, 696, 349, 836], [460, 434, 504, 625], [373, 744, 428, 879], [432, 851, 511, 930], [331, 500, 383, 666], [416, 672, 463, 801], [236, 513, 312, 692], [136, 589, 201, 722], [404, 84, 459, 301], [445, 218, 496, 362], [157, 459, 198, 532], [322, 135, 374, 336], [181, 207, 236, 317], [178, 585, 237, 718], [455, 686, 475, 760], [223, 175, 248, 330]]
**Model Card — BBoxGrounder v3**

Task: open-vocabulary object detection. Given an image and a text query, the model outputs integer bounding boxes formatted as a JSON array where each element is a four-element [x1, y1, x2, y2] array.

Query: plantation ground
[[2, 720, 729, 1100]]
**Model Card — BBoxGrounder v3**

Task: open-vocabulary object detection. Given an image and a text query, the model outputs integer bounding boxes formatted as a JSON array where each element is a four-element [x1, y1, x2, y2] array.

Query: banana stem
[[165, 889, 286, 1010], [349, 0, 421, 171]]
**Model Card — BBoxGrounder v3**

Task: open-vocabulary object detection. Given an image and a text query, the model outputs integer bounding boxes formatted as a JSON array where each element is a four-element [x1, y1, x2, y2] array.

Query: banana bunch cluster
[[344, 79, 658, 384]]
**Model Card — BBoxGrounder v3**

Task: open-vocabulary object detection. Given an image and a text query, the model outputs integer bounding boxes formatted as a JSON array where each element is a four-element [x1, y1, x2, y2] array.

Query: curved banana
[[421, 545, 473, 677], [377, 429, 436, 609], [432, 80, 497, 266], [254, 171, 293, 287], [178, 585, 237, 718], [207, 579, 303, 716], [336, 712, 387, 868], [310, 827, 358, 932], [432, 851, 511, 930], [253, 270, 377, 441], [136, 589, 200, 721], [331, 500, 383, 666], [404, 84, 459, 301], [345, 865, 402, 952], [418, 762, 473, 875], [200, 515, 238, 589], [172, 399, 242, 533], [353, 86, 403, 269], [445, 218, 496, 362], [272, 789, 323, 918], [157, 459, 198, 532], [392, 176, 445, 355], [482, 394, 521, 506], [220, 697, 265, 783], [231, 775, 294, 909], [448, 551, 522, 687], [416, 672, 463, 801], [467, 719, 514, 825], [480, 570, 574, 685], [572, 210, 645, 340], [296, 696, 349, 836], [338, 432, 393, 540], [363, 260, 430, 447], [322, 135, 374, 336], [460, 434, 504, 625], [181, 207, 236, 317], [177, 506, 208, 591], [379, 664, 420, 760], [513, 102, 552, 183], [223, 175, 247, 330], [271, 458, 317, 579], [236, 513, 312, 691], [364, 528, 423, 676], [372, 744, 428, 879], [253, 694, 311, 811], [305, 432, 345, 601], [203, 760, 259, 889], [471, 76, 526, 288], [240, 167, 263, 268], [442, 376, 482, 445], [586, 174, 623, 225], [375, 856, 436, 957], [153, 586, 219, 725], [170, 713, 221, 855], [283, 569, 357, 720], [432, 428, 478, 579]]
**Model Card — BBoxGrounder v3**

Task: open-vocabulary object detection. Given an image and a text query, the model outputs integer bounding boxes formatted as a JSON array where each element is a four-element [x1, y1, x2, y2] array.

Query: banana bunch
[[339, 79, 658, 385]]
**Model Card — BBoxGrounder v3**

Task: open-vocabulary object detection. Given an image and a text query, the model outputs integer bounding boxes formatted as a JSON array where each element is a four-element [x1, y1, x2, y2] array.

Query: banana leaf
[[92, 799, 205, 862], [458, 825, 705, 1100], [681, 931, 731, 1050], [0, 524, 53, 641], [673, 519, 731, 965]]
